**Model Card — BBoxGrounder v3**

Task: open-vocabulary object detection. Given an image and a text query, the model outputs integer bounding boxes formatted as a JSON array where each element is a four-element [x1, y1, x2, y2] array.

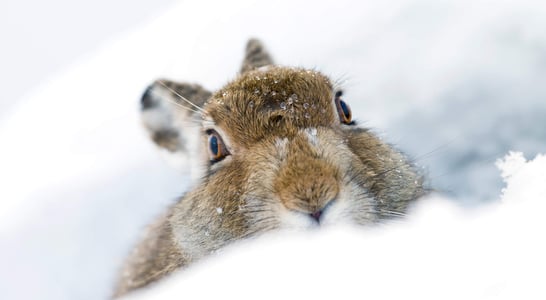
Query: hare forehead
[[204, 67, 338, 147], [219, 67, 334, 109]]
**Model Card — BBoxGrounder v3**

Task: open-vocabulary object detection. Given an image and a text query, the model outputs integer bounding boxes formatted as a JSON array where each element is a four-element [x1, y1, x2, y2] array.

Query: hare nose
[[309, 199, 334, 223], [310, 210, 323, 222]]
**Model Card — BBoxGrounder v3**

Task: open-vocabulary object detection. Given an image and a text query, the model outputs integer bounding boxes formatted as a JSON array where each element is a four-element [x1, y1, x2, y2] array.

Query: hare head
[[114, 39, 425, 298], [140, 38, 424, 258]]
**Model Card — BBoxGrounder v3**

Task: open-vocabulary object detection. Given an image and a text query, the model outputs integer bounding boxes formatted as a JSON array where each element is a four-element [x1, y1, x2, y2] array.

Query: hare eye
[[207, 130, 230, 162], [335, 92, 353, 125]]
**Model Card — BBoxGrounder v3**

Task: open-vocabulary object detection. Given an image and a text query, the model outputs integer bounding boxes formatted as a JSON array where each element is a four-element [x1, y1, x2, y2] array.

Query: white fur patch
[[155, 124, 204, 181], [319, 200, 352, 227], [279, 209, 318, 230], [141, 109, 172, 132], [303, 127, 319, 146], [274, 137, 289, 159]]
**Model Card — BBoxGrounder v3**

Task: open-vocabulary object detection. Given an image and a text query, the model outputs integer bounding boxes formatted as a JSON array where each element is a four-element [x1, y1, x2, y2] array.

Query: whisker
[[148, 87, 201, 115], [185, 113, 208, 126], [172, 104, 201, 116], [411, 137, 459, 162], [427, 151, 504, 182], [157, 80, 206, 114], [380, 210, 406, 217], [332, 73, 351, 90], [240, 208, 273, 214], [239, 226, 277, 239]]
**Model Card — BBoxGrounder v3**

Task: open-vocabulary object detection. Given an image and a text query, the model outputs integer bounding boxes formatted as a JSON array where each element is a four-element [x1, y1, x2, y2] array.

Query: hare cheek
[[314, 183, 377, 226], [318, 200, 352, 226], [340, 182, 378, 225]]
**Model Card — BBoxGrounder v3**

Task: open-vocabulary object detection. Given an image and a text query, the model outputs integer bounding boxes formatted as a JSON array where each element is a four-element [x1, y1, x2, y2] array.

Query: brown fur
[[113, 39, 425, 298], [113, 210, 186, 298], [209, 67, 336, 148]]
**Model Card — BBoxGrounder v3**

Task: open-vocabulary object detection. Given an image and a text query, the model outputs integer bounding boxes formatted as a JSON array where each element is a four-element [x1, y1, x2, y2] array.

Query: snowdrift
[[1, 1, 545, 299], [124, 152, 546, 300]]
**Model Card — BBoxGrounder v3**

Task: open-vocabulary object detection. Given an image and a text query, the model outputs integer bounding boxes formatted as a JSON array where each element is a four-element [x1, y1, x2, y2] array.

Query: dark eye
[[335, 92, 352, 124], [207, 130, 230, 162]]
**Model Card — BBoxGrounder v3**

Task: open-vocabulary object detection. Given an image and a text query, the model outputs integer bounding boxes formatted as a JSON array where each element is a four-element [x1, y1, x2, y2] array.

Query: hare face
[[200, 67, 375, 229], [114, 39, 424, 298], [162, 66, 423, 260]]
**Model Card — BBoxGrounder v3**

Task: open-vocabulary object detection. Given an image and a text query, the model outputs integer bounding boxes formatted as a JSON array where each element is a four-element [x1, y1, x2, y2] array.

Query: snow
[[496, 152, 546, 204], [1, 0, 546, 299], [124, 152, 546, 300]]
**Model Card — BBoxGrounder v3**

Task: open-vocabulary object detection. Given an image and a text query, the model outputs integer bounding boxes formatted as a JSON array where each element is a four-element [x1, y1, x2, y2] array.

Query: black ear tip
[[141, 84, 157, 110], [241, 38, 274, 73], [246, 38, 265, 53]]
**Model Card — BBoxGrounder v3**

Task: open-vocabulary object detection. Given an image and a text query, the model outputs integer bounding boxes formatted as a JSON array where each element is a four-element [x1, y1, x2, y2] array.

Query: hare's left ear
[[140, 39, 271, 171], [240, 38, 275, 74], [140, 79, 211, 160]]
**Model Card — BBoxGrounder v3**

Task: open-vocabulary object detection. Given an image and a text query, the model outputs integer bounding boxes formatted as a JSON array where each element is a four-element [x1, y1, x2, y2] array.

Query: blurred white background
[[1, 0, 546, 299], [0, 0, 174, 117]]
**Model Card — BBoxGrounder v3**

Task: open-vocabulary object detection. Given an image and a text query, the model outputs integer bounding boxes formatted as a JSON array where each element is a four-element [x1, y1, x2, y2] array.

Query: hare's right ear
[[140, 79, 211, 168], [240, 38, 275, 74]]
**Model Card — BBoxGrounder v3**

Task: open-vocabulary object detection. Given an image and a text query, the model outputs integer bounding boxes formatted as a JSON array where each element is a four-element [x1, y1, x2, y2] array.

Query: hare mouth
[[308, 199, 336, 224], [279, 200, 342, 229]]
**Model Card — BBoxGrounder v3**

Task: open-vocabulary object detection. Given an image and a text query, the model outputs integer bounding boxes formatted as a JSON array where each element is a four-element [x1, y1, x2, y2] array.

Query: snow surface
[[1, 0, 545, 299], [124, 152, 546, 300]]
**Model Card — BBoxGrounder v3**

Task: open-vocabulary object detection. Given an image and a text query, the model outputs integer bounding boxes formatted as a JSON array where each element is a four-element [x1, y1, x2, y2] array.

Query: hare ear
[[240, 38, 275, 74], [140, 79, 211, 158]]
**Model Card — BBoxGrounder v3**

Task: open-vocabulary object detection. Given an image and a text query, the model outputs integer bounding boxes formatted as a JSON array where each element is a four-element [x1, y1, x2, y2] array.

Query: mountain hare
[[113, 39, 425, 298]]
